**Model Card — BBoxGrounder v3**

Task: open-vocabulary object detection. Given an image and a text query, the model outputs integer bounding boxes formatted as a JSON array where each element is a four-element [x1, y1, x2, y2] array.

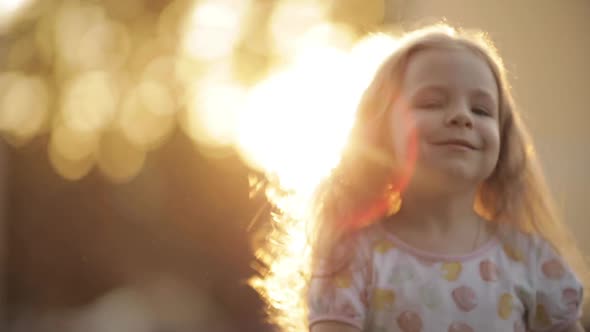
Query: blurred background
[[0, 0, 588, 331]]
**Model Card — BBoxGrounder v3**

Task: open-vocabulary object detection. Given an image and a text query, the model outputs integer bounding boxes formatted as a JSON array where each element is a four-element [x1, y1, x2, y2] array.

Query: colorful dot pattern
[[308, 224, 583, 331]]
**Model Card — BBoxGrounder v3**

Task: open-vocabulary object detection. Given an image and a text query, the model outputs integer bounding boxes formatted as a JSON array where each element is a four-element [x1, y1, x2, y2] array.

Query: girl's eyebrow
[[409, 85, 497, 103], [408, 84, 447, 97], [471, 88, 497, 100]]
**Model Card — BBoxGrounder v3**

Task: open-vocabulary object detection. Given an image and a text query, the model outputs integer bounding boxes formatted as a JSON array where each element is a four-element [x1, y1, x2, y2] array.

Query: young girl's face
[[389, 48, 501, 189]]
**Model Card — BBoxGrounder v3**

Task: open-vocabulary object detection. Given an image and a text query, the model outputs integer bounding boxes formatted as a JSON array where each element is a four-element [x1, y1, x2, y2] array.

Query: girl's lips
[[433, 139, 477, 150]]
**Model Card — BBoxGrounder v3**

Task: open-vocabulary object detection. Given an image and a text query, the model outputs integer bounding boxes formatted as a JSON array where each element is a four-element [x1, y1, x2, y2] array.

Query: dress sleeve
[[525, 237, 584, 332], [307, 237, 372, 330]]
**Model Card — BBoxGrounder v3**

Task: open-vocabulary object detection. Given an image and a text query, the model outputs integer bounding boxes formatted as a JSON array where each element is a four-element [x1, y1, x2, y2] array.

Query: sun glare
[[241, 33, 399, 331], [0, 0, 34, 30], [235, 46, 360, 195]]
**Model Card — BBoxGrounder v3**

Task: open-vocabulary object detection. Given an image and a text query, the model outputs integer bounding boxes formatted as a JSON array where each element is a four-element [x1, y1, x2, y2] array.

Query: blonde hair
[[253, 23, 589, 331]]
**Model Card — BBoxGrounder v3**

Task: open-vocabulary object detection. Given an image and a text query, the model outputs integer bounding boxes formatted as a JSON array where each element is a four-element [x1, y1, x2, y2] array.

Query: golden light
[[235, 46, 358, 194], [269, 0, 329, 56], [244, 33, 401, 332], [157, 0, 190, 49], [242, 47, 360, 332], [0, 0, 34, 31], [48, 139, 96, 181], [54, 1, 106, 70], [127, 40, 161, 77], [75, 19, 131, 70], [296, 22, 358, 53], [173, 56, 200, 89], [6, 31, 37, 70], [53, 1, 131, 71], [0, 73, 49, 146], [180, 0, 244, 61], [102, 0, 144, 21], [97, 129, 146, 183], [181, 68, 247, 148], [330, 0, 385, 28], [348, 32, 400, 89], [50, 121, 100, 162], [141, 56, 177, 85], [34, 7, 55, 66], [118, 79, 176, 150], [60, 70, 119, 133], [0, 0, 28, 13]]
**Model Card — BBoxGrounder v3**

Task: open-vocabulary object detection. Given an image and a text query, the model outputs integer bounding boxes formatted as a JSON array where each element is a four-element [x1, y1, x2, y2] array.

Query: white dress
[[308, 222, 583, 332]]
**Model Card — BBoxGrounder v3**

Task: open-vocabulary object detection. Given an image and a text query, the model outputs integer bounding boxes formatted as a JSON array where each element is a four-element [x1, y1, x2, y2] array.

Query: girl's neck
[[394, 187, 480, 233], [384, 188, 494, 256]]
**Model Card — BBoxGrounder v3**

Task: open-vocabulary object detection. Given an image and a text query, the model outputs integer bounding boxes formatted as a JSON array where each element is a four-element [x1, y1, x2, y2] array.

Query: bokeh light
[[0, 72, 49, 146], [0, 0, 393, 184], [50, 120, 99, 162], [48, 138, 96, 181], [34, 5, 56, 66], [3, 1, 590, 331], [54, 1, 107, 70], [102, 0, 144, 21], [97, 129, 146, 183], [180, 0, 245, 61], [269, 0, 329, 57], [60, 71, 119, 133], [0, 1, 398, 327], [118, 79, 176, 150], [157, 0, 191, 50], [179, 61, 245, 149], [75, 19, 131, 71], [295, 22, 358, 53]]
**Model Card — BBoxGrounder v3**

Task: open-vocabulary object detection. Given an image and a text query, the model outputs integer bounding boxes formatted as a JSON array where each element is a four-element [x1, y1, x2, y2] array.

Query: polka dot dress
[[308, 223, 583, 331]]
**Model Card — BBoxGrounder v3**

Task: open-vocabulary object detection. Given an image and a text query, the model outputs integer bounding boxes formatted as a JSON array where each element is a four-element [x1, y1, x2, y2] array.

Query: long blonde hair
[[252, 23, 589, 331]]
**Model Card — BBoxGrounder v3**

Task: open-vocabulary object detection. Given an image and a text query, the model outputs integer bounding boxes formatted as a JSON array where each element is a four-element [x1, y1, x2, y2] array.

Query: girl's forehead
[[401, 47, 498, 100]]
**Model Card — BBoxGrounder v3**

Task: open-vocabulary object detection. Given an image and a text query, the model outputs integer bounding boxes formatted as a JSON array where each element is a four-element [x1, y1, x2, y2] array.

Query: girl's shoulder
[[494, 223, 561, 263], [355, 221, 394, 250], [495, 225, 584, 329]]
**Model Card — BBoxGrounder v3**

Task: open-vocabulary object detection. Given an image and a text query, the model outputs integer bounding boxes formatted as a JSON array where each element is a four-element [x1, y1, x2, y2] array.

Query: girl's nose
[[446, 104, 473, 128]]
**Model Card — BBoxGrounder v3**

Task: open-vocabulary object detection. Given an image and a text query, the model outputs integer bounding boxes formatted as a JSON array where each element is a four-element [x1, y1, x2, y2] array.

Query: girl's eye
[[418, 100, 444, 109], [472, 106, 490, 116]]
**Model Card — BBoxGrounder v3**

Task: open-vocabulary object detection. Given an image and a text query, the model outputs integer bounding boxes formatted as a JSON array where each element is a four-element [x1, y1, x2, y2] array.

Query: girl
[[306, 24, 587, 332]]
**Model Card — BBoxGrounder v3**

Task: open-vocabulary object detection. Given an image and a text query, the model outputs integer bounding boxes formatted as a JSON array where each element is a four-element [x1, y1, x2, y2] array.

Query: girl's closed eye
[[418, 99, 445, 109], [412, 87, 448, 110], [472, 105, 491, 116]]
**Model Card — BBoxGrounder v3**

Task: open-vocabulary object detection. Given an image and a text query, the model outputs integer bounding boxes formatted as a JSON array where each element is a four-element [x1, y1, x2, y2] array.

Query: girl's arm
[[310, 321, 360, 332]]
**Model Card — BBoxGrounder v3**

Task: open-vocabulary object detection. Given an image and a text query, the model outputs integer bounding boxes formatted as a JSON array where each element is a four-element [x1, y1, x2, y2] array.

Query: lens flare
[[244, 33, 400, 332], [236, 46, 357, 194]]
